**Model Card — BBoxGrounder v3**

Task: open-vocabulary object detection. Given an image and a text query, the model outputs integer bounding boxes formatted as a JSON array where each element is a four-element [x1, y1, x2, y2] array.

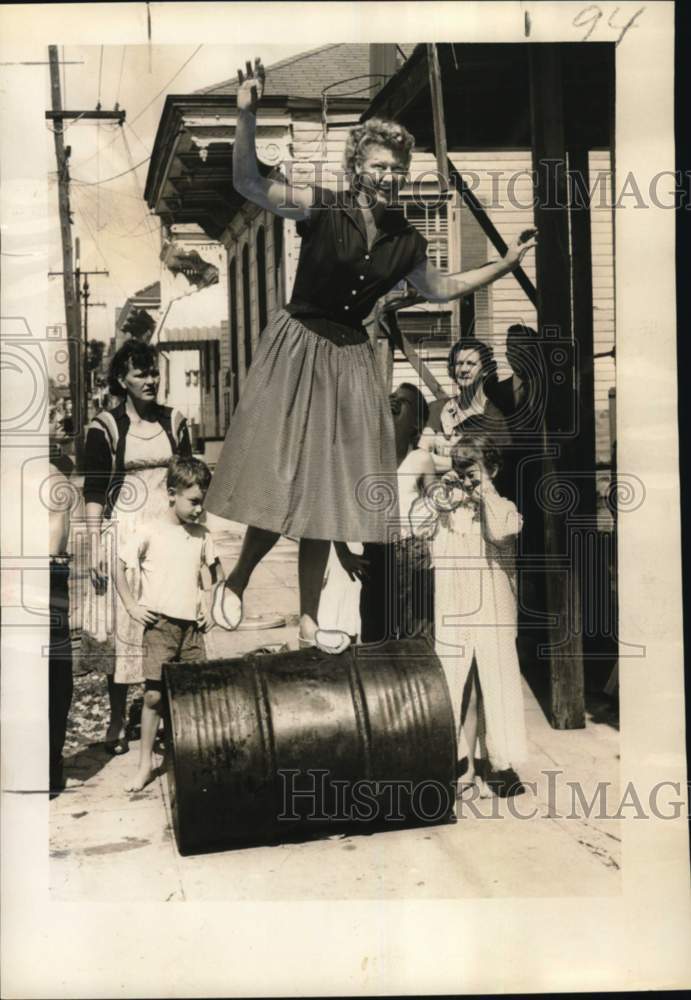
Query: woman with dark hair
[[426, 337, 508, 440], [205, 57, 536, 653], [82, 339, 191, 754], [421, 337, 514, 495]]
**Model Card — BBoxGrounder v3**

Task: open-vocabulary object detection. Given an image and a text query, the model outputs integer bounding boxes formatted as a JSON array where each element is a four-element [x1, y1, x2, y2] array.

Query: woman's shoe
[[211, 582, 243, 630], [104, 736, 129, 756], [314, 629, 351, 655], [457, 775, 493, 800], [297, 630, 351, 655]]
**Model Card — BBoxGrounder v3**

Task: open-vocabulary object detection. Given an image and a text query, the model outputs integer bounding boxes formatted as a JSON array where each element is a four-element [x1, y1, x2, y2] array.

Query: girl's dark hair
[[450, 433, 501, 477], [447, 338, 497, 383], [107, 340, 159, 398], [166, 455, 212, 493]]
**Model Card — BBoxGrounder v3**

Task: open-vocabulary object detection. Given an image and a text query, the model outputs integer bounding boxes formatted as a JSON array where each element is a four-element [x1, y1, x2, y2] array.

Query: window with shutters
[[400, 195, 452, 272], [397, 312, 453, 350]]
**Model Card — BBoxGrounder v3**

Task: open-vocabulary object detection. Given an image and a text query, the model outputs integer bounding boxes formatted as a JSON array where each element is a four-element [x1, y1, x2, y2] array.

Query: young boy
[[116, 456, 218, 792]]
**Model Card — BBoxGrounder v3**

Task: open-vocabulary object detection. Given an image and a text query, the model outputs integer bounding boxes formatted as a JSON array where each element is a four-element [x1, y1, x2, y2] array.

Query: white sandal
[[457, 776, 494, 800], [210, 582, 243, 631], [298, 629, 351, 655]]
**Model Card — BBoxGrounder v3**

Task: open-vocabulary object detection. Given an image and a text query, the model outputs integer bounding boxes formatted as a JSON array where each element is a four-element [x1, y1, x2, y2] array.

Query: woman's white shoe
[[210, 582, 243, 630], [298, 628, 351, 655]]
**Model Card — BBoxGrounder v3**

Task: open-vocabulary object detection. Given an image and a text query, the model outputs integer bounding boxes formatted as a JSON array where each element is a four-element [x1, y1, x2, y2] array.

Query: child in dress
[[413, 434, 527, 797], [316, 541, 366, 648], [115, 456, 218, 792]]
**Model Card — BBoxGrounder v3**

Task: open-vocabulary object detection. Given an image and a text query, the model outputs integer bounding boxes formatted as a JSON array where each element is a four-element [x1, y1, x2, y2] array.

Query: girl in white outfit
[[413, 434, 527, 797]]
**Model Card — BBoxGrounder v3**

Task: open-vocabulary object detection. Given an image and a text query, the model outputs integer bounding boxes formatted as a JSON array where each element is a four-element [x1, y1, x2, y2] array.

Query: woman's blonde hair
[[343, 117, 415, 177]]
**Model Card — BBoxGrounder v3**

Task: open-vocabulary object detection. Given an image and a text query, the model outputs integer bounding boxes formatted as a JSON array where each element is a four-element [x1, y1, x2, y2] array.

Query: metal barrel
[[163, 639, 457, 855]]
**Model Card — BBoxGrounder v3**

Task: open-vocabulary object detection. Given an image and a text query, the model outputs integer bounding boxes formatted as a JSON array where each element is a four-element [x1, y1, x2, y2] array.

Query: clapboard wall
[[391, 149, 616, 466]]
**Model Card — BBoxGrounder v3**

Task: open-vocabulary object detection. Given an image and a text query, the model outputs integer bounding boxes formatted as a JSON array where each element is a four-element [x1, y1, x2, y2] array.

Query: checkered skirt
[[205, 310, 399, 542]]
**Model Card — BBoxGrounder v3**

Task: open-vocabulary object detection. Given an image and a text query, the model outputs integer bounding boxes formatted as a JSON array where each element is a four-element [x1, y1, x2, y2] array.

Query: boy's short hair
[[166, 455, 212, 493], [398, 382, 430, 433], [450, 433, 501, 476]]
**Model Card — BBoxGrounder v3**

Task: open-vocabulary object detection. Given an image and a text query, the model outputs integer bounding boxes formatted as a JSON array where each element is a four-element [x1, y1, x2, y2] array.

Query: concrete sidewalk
[[52, 522, 621, 901]]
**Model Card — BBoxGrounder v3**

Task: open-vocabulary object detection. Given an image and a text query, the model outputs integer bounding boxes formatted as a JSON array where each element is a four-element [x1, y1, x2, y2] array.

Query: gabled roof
[[115, 281, 161, 335], [133, 281, 161, 301], [198, 43, 374, 100]]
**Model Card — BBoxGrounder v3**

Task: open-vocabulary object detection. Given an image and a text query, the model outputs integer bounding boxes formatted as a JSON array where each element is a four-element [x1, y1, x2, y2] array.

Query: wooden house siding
[[390, 148, 615, 465]]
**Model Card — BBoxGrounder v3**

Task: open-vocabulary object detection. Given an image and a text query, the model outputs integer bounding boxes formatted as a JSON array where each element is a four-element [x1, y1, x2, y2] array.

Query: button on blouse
[[286, 186, 429, 345]]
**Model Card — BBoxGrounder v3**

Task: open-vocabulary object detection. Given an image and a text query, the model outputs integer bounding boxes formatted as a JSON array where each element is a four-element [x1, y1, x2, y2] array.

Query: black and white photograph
[[1, 2, 689, 996]]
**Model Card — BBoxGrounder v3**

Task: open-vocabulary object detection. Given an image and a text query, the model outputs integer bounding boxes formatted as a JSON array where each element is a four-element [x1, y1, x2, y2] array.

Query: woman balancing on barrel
[[206, 57, 537, 653]]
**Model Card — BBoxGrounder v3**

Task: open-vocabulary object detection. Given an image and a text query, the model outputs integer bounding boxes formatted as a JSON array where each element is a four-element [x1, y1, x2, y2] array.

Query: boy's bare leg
[[126, 689, 161, 792], [105, 676, 128, 742]]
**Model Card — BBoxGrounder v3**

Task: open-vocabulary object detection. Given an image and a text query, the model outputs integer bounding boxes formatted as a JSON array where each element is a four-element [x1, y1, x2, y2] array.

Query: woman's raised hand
[[237, 57, 265, 113], [504, 227, 538, 269]]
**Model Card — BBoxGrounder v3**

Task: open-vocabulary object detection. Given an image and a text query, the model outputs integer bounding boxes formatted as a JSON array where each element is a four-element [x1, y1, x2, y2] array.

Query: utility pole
[[46, 44, 125, 467], [48, 45, 82, 464], [80, 266, 107, 421], [50, 256, 108, 444]]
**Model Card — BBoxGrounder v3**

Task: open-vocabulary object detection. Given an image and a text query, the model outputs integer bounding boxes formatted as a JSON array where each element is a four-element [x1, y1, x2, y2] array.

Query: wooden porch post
[[568, 148, 598, 521], [529, 45, 585, 729]]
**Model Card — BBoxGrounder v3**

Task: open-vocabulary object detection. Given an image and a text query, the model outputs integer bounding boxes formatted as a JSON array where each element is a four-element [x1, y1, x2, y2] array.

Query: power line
[[71, 155, 151, 185], [125, 120, 151, 156], [116, 46, 127, 103], [60, 179, 150, 202], [72, 193, 130, 301], [121, 127, 159, 252], [70, 44, 202, 171], [129, 44, 203, 125], [97, 45, 104, 105]]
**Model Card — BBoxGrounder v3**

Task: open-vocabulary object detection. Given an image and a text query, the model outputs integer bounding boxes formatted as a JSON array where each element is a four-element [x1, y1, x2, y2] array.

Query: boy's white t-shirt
[[120, 517, 216, 621]]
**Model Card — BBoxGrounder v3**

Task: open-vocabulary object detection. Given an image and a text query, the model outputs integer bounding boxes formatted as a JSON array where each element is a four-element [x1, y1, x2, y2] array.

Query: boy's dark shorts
[[142, 614, 205, 685]]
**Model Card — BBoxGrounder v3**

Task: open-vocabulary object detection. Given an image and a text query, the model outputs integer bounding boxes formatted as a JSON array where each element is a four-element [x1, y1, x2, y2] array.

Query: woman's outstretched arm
[[233, 58, 314, 221], [406, 229, 537, 302]]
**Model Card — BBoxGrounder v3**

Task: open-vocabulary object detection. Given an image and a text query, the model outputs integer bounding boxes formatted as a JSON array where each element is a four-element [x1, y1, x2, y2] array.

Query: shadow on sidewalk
[[63, 743, 117, 786]]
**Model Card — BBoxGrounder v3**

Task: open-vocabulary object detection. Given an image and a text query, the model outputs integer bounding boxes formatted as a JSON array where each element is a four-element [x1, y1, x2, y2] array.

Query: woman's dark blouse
[[286, 186, 429, 345]]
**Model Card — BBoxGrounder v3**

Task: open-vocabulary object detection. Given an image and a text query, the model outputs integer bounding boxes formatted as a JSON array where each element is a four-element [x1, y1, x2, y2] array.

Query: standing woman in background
[[205, 57, 537, 653], [83, 340, 191, 754]]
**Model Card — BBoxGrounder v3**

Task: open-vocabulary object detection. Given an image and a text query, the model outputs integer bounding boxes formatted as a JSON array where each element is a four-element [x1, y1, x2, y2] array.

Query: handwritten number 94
[[573, 5, 645, 45]]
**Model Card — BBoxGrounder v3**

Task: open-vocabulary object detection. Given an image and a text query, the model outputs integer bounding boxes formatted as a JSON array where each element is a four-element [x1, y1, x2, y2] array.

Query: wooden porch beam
[[529, 44, 585, 730], [446, 160, 538, 307], [362, 46, 429, 123], [427, 44, 449, 189]]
